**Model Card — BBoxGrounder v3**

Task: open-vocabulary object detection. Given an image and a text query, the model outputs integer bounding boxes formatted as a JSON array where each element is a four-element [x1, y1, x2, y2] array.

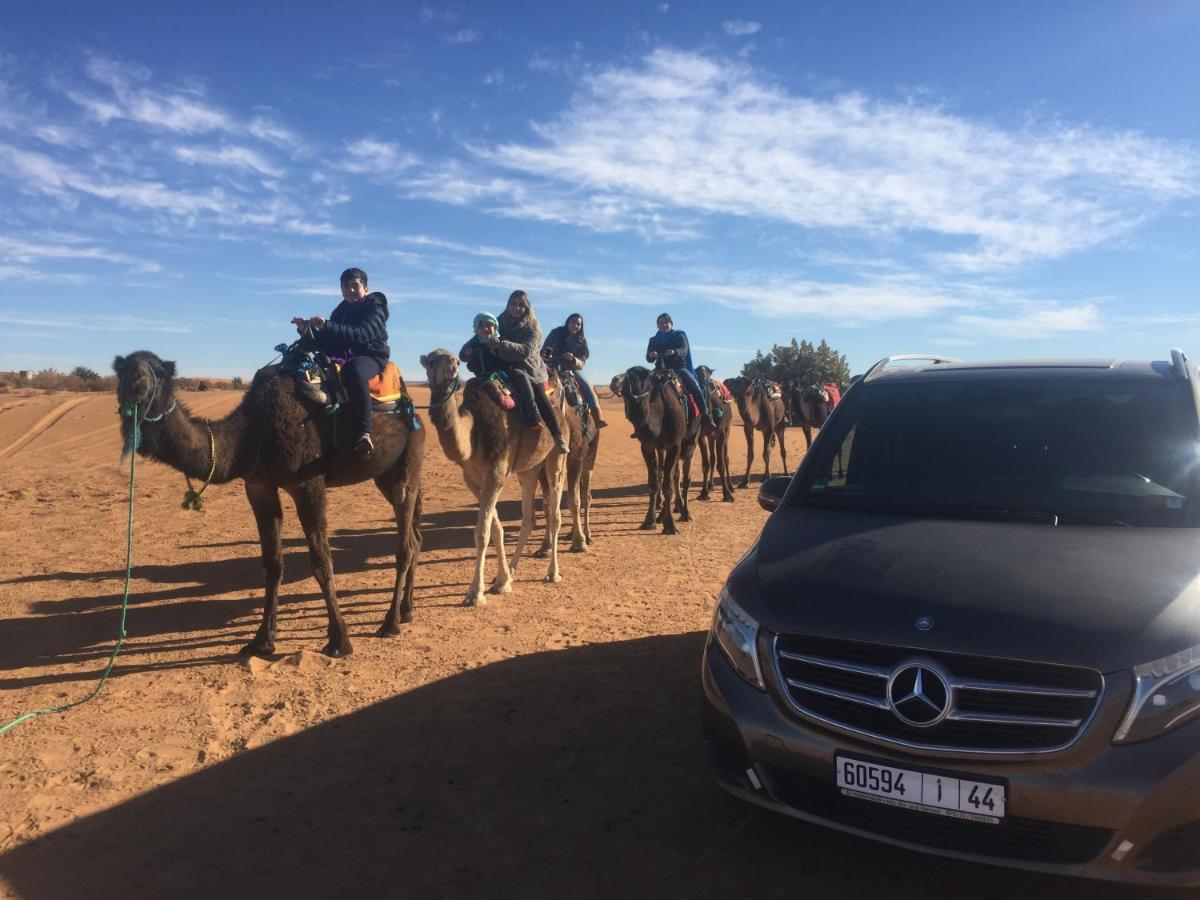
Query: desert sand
[[0, 388, 1158, 898]]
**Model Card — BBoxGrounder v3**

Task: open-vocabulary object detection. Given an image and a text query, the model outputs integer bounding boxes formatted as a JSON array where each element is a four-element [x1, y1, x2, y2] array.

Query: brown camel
[[786, 382, 835, 452], [419, 349, 566, 605], [723, 376, 789, 488], [114, 350, 424, 657], [617, 365, 702, 534], [694, 366, 735, 503], [537, 377, 601, 554]]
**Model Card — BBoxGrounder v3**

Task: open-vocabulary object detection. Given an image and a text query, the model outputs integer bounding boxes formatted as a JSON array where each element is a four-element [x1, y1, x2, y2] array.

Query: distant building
[[18, 371, 32, 382]]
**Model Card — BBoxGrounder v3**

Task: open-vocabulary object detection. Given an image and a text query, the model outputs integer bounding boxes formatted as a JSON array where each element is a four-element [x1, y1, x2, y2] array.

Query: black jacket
[[542, 326, 589, 372], [646, 329, 691, 370], [316, 291, 390, 364], [459, 336, 506, 377]]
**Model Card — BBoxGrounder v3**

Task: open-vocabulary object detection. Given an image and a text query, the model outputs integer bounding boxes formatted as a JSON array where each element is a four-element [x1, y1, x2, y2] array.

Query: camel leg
[[762, 428, 773, 481], [566, 453, 586, 552], [487, 513, 512, 593], [778, 423, 789, 476], [697, 435, 711, 500], [803, 424, 813, 453], [291, 479, 351, 657], [581, 456, 594, 545], [739, 425, 754, 488], [640, 442, 660, 530], [541, 456, 565, 582], [660, 444, 680, 535], [241, 478, 283, 656], [377, 477, 422, 635], [719, 430, 735, 502], [466, 477, 504, 606], [534, 468, 552, 557], [511, 470, 539, 574], [679, 440, 696, 523]]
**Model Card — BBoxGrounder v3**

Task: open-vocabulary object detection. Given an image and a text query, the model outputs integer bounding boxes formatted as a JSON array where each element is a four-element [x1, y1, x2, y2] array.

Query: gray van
[[702, 353, 1200, 885]]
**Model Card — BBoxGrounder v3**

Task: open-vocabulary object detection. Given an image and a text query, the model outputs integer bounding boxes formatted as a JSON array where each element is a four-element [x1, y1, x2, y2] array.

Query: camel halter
[[421, 373, 463, 410], [181, 424, 217, 512]]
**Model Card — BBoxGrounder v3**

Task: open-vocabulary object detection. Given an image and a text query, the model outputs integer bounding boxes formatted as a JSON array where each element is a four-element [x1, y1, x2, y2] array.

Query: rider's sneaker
[[355, 432, 375, 457]]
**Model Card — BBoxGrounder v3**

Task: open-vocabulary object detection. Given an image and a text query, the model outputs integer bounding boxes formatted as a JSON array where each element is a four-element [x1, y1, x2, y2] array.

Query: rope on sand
[[0, 404, 140, 736]]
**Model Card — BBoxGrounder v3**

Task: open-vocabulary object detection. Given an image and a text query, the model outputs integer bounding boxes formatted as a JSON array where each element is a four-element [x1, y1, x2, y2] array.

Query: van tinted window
[[796, 378, 1200, 527]]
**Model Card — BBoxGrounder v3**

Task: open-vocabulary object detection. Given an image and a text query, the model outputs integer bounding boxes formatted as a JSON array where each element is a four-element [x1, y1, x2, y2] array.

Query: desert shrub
[[231, 376, 244, 390]]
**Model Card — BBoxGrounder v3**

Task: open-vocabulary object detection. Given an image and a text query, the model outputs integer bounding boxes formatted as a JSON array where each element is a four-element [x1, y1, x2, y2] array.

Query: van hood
[[747, 506, 1200, 672]]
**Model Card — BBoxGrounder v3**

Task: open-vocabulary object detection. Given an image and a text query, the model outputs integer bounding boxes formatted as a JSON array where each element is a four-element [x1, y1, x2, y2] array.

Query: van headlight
[[1114, 644, 1200, 744], [711, 586, 765, 690]]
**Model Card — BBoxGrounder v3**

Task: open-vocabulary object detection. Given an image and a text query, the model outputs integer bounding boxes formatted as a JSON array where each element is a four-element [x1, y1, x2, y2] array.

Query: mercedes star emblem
[[887, 663, 951, 727]]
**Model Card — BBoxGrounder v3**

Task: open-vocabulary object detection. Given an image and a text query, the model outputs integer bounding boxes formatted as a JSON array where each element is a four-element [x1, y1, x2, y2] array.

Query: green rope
[[0, 403, 139, 736]]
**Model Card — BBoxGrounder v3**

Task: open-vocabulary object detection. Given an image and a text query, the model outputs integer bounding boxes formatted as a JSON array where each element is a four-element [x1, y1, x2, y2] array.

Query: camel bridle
[[423, 371, 463, 410], [118, 362, 177, 429]]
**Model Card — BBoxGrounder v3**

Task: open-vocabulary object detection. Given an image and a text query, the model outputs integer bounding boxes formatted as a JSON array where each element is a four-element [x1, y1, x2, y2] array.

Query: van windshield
[[795, 376, 1200, 527]]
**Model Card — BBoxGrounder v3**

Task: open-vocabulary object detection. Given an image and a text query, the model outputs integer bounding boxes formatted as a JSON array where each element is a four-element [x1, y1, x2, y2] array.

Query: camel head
[[419, 349, 461, 394], [609, 373, 626, 397], [695, 365, 715, 384], [621, 366, 654, 427], [113, 350, 178, 459]]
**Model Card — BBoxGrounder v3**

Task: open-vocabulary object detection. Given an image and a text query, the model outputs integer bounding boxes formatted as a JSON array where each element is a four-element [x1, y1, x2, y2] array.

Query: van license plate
[[835, 755, 1006, 823]]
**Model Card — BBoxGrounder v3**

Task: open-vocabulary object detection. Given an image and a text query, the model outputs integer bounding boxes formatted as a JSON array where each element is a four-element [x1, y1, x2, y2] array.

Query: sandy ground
[[0, 387, 1180, 898]]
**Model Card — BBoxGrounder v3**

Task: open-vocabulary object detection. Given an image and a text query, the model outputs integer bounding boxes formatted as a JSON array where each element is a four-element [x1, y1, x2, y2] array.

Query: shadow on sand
[[0, 633, 1172, 899]]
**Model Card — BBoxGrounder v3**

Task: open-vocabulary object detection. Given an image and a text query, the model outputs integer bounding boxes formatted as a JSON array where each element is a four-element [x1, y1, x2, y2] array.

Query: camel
[[723, 376, 789, 489], [787, 382, 836, 452], [113, 350, 424, 657], [694, 366, 735, 503], [419, 349, 566, 605], [537, 376, 601, 554], [617, 366, 702, 534]]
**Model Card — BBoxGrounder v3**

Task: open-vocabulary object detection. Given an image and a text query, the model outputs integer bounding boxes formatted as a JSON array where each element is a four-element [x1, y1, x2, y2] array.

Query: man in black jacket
[[292, 267, 390, 456]]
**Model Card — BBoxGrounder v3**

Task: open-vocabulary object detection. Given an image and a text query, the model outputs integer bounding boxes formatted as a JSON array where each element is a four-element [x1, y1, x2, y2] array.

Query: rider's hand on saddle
[[648, 351, 659, 360], [664, 349, 675, 357], [308, 316, 325, 329], [563, 352, 575, 363]]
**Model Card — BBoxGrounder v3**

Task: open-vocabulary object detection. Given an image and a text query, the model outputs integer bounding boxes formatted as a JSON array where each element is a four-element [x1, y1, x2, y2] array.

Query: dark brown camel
[[695, 366, 735, 503], [786, 382, 835, 452], [537, 377, 601, 554], [114, 350, 424, 657], [617, 366, 701, 534], [723, 376, 789, 488]]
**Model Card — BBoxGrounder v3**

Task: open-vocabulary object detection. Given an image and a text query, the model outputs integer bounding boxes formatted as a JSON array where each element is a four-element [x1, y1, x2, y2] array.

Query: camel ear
[[419, 354, 428, 367], [113, 355, 128, 376], [162, 360, 176, 378]]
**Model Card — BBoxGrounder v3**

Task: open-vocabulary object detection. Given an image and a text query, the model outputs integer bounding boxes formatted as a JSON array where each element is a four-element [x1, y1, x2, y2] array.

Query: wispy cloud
[[427, 48, 1199, 267], [397, 234, 540, 264], [446, 29, 482, 45], [173, 144, 283, 176], [0, 234, 161, 272], [339, 138, 420, 175], [950, 304, 1103, 339], [721, 20, 762, 37], [5, 312, 194, 333]]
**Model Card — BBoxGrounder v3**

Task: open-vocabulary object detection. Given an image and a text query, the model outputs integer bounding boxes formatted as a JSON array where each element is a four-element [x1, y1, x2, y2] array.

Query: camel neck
[[428, 384, 473, 464], [147, 398, 254, 484]]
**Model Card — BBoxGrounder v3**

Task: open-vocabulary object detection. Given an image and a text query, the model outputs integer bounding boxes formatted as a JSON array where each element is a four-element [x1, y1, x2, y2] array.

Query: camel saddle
[[702, 377, 733, 419], [652, 369, 699, 421], [295, 359, 409, 412]]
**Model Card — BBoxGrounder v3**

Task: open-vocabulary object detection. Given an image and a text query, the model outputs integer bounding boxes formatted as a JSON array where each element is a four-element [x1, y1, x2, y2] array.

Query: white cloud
[[483, 68, 505, 86], [173, 144, 283, 177], [951, 304, 1103, 339], [675, 274, 976, 325], [397, 234, 539, 264], [446, 29, 482, 45], [340, 138, 420, 175], [721, 20, 762, 37], [441, 49, 1199, 266], [0, 234, 160, 271]]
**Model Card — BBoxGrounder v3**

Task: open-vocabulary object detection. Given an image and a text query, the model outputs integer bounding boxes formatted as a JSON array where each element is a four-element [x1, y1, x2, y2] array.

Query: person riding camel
[[478, 290, 569, 454], [291, 267, 389, 457], [542, 312, 607, 430], [459, 312, 517, 410], [645, 313, 713, 429]]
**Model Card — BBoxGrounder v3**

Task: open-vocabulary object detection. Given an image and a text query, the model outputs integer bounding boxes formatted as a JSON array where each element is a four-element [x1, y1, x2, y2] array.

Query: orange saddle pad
[[368, 362, 405, 403]]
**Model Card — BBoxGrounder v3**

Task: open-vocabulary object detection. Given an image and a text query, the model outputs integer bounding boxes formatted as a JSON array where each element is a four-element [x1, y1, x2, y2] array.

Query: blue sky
[[1, 0, 1197, 381]]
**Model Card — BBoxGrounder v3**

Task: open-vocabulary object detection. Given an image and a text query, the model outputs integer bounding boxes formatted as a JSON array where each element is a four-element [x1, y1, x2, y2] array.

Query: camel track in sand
[[0, 396, 91, 462], [21, 395, 238, 456]]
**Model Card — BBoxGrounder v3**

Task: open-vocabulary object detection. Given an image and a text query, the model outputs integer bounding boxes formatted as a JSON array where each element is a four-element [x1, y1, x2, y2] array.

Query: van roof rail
[[1170, 349, 1190, 381], [862, 355, 961, 382]]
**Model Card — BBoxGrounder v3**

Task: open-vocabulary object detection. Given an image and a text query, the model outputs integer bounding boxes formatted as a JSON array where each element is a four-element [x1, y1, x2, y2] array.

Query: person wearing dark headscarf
[[542, 312, 607, 430]]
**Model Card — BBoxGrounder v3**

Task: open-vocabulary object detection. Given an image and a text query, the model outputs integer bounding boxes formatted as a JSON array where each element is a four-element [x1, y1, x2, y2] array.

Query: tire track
[[0, 396, 92, 462]]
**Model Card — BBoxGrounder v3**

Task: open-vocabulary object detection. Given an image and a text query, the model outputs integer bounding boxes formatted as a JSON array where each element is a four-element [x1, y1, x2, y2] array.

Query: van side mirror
[[757, 475, 791, 512]]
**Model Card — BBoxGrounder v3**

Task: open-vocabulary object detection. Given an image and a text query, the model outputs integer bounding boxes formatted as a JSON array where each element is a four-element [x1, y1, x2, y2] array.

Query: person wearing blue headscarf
[[645, 312, 712, 427]]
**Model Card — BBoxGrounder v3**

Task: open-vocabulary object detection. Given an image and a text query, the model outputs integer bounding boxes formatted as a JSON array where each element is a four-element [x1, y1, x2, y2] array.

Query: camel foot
[[722, 494, 735, 503], [680, 511, 692, 522], [545, 572, 562, 584], [639, 520, 656, 530], [661, 523, 679, 535], [376, 621, 403, 638], [463, 594, 488, 606], [569, 540, 588, 553], [238, 638, 275, 658], [533, 545, 550, 558], [321, 638, 353, 658], [738, 480, 750, 490], [699, 493, 710, 501], [488, 579, 513, 595]]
